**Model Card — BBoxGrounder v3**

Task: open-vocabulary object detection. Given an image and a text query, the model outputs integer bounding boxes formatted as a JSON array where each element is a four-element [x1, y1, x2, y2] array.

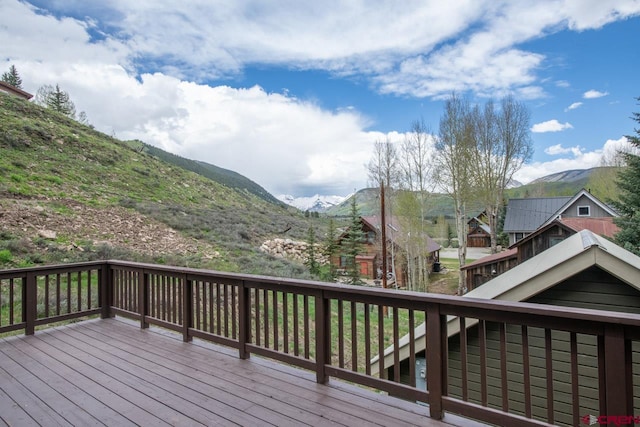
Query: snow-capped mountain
[[277, 194, 347, 212]]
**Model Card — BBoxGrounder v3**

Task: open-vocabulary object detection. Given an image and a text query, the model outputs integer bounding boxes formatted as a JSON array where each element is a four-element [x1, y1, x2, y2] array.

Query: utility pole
[[381, 183, 388, 317]]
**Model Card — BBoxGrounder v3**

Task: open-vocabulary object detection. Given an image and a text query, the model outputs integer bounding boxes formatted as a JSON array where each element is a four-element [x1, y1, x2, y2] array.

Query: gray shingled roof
[[502, 196, 571, 233]]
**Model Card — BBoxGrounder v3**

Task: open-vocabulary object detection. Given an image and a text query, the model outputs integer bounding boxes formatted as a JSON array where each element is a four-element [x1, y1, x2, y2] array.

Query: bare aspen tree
[[435, 94, 475, 294], [470, 96, 532, 254], [398, 119, 435, 291], [367, 138, 399, 285]]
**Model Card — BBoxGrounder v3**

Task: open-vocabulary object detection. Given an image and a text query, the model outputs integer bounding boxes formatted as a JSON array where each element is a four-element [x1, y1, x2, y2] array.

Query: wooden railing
[[1, 260, 639, 427]]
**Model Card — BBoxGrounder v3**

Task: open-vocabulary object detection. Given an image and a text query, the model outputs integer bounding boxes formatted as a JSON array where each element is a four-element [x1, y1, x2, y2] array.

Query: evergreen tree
[[343, 195, 364, 285], [1, 65, 22, 89], [322, 218, 339, 281], [613, 97, 640, 255], [304, 225, 320, 276], [35, 84, 76, 118]]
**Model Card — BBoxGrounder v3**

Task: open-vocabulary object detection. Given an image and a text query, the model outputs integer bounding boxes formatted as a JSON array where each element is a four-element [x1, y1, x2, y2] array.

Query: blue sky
[[2, 1, 639, 197]]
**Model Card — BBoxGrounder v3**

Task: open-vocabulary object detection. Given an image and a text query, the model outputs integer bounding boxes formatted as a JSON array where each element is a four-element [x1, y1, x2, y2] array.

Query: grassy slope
[[0, 94, 323, 277]]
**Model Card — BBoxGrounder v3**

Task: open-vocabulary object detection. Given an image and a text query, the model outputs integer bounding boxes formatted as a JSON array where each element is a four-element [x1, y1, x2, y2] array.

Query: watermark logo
[[582, 415, 640, 425]]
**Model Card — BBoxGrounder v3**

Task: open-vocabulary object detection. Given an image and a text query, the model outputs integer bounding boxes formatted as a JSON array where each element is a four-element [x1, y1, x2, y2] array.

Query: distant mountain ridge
[[277, 194, 347, 212], [529, 169, 595, 184]]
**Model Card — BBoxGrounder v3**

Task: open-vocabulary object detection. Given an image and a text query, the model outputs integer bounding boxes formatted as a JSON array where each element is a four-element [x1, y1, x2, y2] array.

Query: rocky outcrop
[[259, 238, 327, 264]]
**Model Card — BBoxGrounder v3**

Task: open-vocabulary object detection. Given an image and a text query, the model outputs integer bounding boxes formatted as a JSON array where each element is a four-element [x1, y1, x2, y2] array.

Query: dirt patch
[[0, 197, 220, 259]]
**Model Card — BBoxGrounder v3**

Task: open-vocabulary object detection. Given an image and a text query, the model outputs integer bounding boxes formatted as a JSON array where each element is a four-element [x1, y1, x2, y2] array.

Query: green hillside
[[139, 142, 283, 205], [0, 94, 324, 277]]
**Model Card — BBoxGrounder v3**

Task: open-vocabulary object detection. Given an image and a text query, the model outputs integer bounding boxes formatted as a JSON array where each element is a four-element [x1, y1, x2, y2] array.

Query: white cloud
[[531, 120, 574, 133], [544, 144, 582, 156], [3, 0, 640, 196], [565, 102, 583, 111], [10, 1, 640, 100], [583, 89, 609, 99]]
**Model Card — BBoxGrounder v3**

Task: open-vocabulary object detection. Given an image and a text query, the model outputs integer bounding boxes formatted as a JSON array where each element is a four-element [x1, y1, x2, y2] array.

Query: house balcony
[[1, 261, 639, 426]]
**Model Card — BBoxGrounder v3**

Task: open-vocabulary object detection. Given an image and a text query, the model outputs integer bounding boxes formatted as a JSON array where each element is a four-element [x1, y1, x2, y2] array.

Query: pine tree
[[613, 97, 640, 255], [35, 84, 76, 118], [343, 195, 364, 285], [304, 225, 320, 276], [322, 218, 339, 281], [1, 65, 23, 89]]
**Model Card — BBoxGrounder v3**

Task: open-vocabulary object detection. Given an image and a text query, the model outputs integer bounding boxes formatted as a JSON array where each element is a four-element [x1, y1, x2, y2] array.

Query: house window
[[577, 206, 590, 216], [515, 233, 524, 242], [549, 236, 565, 247], [340, 256, 347, 267]]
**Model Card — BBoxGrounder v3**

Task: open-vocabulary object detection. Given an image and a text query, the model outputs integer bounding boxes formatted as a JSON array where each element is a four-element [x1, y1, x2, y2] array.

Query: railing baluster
[[77, 271, 81, 312], [231, 285, 237, 340], [351, 300, 357, 372], [338, 299, 344, 368], [570, 332, 579, 425], [283, 292, 289, 353], [224, 284, 229, 338], [521, 325, 531, 418], [182, 275, 192, 342], [254, 288, 261, 347], [364, 303, 371, 376], [500, 322, 508, 411], [393, 307, 400, 382], [545, 328, 554, 424], [460, 317, 468, 401], [10, 278, 15, 325], [217, 283, 222, 336], [293, 293, 299, 356], [44, 275, 50, 318], [87, 270, 92, 310], [263, 289, 269, 349], [303, 295, 309, 359], [479, 319, 487, 407], [238, 280, 250, 360], [378, 304, 384, 379], [408, 309, 415, 387]]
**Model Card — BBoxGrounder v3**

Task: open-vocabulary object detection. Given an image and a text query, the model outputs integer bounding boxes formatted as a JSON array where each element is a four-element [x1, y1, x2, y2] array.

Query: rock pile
[[259, 238, 327, 264]]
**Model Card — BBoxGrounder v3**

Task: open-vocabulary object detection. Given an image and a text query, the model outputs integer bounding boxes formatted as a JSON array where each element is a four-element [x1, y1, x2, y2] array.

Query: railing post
[[602, 324, 633, 416], [100, 263, 113, 319], [426, 303, 445, 420], [238, 280, 250, 360], [139, 270, 149, 329], [182, 274, 193, 342], [315, 292, 330, 384], [24, 272, 37, 335]]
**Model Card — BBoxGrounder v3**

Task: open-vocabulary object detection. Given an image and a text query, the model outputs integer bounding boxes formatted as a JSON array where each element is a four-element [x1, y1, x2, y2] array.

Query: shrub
[[0, 249, 13, 263]]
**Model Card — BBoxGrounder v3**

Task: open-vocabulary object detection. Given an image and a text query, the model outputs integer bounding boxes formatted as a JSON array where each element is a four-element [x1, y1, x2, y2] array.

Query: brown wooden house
[[332, 215, 440, 287], [460, 216, 620, 292], [467, 213, 491, 248]]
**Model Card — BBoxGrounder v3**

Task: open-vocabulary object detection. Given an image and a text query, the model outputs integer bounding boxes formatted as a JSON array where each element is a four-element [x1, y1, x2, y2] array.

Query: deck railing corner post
[[140, 270, 149, 329], [426, 303, 445, 420], [238, 280, 250, 360], [100, 262, 114, 319], [24, 271, 37, 335], [315, 291, 330, 384], [182, 274, 193, 342], [602, 323, 633, 416]]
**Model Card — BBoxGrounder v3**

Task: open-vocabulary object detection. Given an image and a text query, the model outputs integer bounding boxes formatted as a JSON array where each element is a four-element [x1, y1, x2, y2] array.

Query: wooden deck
[[0, 318, 449, 427]]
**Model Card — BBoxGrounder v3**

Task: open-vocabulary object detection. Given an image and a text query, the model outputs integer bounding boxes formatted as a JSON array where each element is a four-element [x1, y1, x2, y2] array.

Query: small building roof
[[361, 215, 441, 254], [372, 230, 640, 374], [502, 196, 571, 233], [0, 81, 33, 100], [460, 247, 517, 271], [558, 217, 619, 238]]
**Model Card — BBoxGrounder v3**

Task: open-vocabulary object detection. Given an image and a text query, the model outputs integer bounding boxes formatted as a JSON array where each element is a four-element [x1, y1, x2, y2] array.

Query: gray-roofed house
[[372, 230, 640, 426], [502, 189, 617, 245]]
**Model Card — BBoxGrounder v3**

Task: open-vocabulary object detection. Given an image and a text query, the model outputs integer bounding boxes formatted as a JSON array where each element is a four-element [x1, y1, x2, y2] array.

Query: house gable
[[0, 81, 33, 100]]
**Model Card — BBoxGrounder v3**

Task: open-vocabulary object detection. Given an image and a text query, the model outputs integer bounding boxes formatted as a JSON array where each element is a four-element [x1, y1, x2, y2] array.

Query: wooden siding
[[561, 195, 612, 219], [448, 266, 640, 426], [517, 224, 575, 263]]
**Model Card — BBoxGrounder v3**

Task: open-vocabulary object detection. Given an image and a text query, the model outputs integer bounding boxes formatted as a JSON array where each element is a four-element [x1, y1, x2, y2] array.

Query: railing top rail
[[2, 259, 639, 328], [105, 260, 640, 328], [0, 260, 106, 277]]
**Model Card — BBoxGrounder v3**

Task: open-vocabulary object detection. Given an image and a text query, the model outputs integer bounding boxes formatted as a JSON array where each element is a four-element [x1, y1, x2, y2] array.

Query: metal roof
[[502, 196, 571, 232]]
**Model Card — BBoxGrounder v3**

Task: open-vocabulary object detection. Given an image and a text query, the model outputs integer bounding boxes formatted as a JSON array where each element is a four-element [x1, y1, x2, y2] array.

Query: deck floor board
[[0, 317, 446, 427]]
